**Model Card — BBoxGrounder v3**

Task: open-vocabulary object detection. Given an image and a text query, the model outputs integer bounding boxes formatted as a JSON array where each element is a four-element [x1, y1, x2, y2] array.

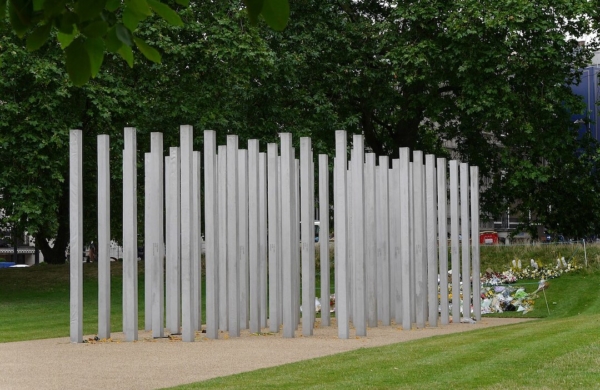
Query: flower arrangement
[[481, 285, 537, 314], [478, 256, 580, 315], [482, 257, 581, 286]]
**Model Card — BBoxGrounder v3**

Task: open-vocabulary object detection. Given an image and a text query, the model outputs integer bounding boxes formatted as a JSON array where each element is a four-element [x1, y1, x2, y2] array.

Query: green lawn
[[2, 245, 600, 389], [169, 270, 600, 389], [0, 262, 147, 342]]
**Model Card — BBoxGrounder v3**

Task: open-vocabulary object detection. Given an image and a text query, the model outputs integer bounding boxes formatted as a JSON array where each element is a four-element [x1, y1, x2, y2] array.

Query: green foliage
[[2, 0, 600, 263], [0, 2, 283, 263], [0, 23, 134, 262], [252, 0, 600, 237], [0, 0, 289, 85]]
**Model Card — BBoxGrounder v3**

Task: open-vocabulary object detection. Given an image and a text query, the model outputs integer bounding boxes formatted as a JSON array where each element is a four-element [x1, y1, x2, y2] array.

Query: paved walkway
[[0, 318, 530, 390]]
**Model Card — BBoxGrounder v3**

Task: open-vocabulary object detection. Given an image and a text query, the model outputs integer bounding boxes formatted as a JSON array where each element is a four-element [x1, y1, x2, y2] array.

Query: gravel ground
[[0, 317, 530, 390]]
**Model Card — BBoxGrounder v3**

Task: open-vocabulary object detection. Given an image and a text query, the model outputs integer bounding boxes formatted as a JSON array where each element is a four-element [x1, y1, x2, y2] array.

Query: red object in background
[[480, 231, 499, 245]]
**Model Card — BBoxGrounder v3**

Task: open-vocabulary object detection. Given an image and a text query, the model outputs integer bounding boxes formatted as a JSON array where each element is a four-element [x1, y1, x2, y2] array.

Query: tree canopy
[[2, 0, 600, 264], [253, 0, 600, 236], [0, 0, 289, 85]]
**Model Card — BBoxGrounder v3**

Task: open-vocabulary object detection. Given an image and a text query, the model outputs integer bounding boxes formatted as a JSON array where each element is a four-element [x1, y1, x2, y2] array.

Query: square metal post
[[180, 125, 194, 342], [334, 130, 349, 339], [470, 166, 481, 321], [166, 147, 181, 334], [318, 154, 330, 326], [460, 163, 471, 320], [238, 149, 249, 330], [376, 156, 390, 326], [248, 140, 260, 333], [449, 160, 461, 322], [123, 127, 138, 342], [426, 155, 438, 327], [399, 149, 411, 330], [97, 134, 110, 339], [267, 143, 280, 333], [227, 135, 240, 337], [259, 152, 268, 328], [364, 153, 377, 328], [192, 151, 202, 332], [70, 129, 83, 343], [437, 158, 449, 325], [203, 131, 219, 339], [217, 145, 228, 331]]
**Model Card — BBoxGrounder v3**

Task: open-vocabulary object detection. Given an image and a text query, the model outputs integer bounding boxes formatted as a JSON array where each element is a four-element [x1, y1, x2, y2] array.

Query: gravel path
[[0, 318, 530, 390]]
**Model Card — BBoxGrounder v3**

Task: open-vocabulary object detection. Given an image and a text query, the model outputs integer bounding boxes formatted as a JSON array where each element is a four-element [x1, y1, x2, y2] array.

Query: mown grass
[[169, 270, 600, 389], [0, 262, 147, 342], [2, 244, 600, 388]]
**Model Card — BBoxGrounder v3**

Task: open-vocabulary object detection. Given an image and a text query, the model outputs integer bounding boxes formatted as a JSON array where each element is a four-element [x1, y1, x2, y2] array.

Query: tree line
[[1, 0, 600, 263]]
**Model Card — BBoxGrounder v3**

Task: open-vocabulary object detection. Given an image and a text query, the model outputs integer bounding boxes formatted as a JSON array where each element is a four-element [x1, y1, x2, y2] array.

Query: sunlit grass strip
[[169, 314, 600, 390]]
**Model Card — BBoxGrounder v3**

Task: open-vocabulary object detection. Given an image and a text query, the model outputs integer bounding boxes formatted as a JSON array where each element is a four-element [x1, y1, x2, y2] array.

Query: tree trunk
[[361, 109, 421, 160], [36, 181, 70, 264]]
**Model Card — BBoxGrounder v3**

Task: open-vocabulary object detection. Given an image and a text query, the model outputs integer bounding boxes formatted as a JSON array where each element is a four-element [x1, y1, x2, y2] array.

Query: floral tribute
[[327, 257, 580, 317], [479, 257, 581, 315]]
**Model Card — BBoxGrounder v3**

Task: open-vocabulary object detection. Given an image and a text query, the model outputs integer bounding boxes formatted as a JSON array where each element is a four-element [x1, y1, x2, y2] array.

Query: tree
[[248, 0, 600, 235], [3, 0, 600, 254], [0, 24, 136, 262], [0, 0, 289, 85], [0, 3, 280, 262]]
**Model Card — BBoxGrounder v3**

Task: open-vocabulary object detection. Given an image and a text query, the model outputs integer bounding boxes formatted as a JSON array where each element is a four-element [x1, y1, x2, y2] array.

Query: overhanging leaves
[[65, 37, 91, 86], [133, 36, 161, 63], [84, 37, 105, 77], [57, 27, 78, 49], [105, 26, 122, 52], [81, 20, 108, 38], [117, 43, 134, 67], [260, 0, 289, 31], [243, 0, 264, 26], [126, 0, 152, 17], [8, 0, 33, 37], [75, 0, 108, 22], [115, 23, 133, 46], [26, 23, 52, 51], [147, 0, 183, 27], [105, 0, 120, 12]]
